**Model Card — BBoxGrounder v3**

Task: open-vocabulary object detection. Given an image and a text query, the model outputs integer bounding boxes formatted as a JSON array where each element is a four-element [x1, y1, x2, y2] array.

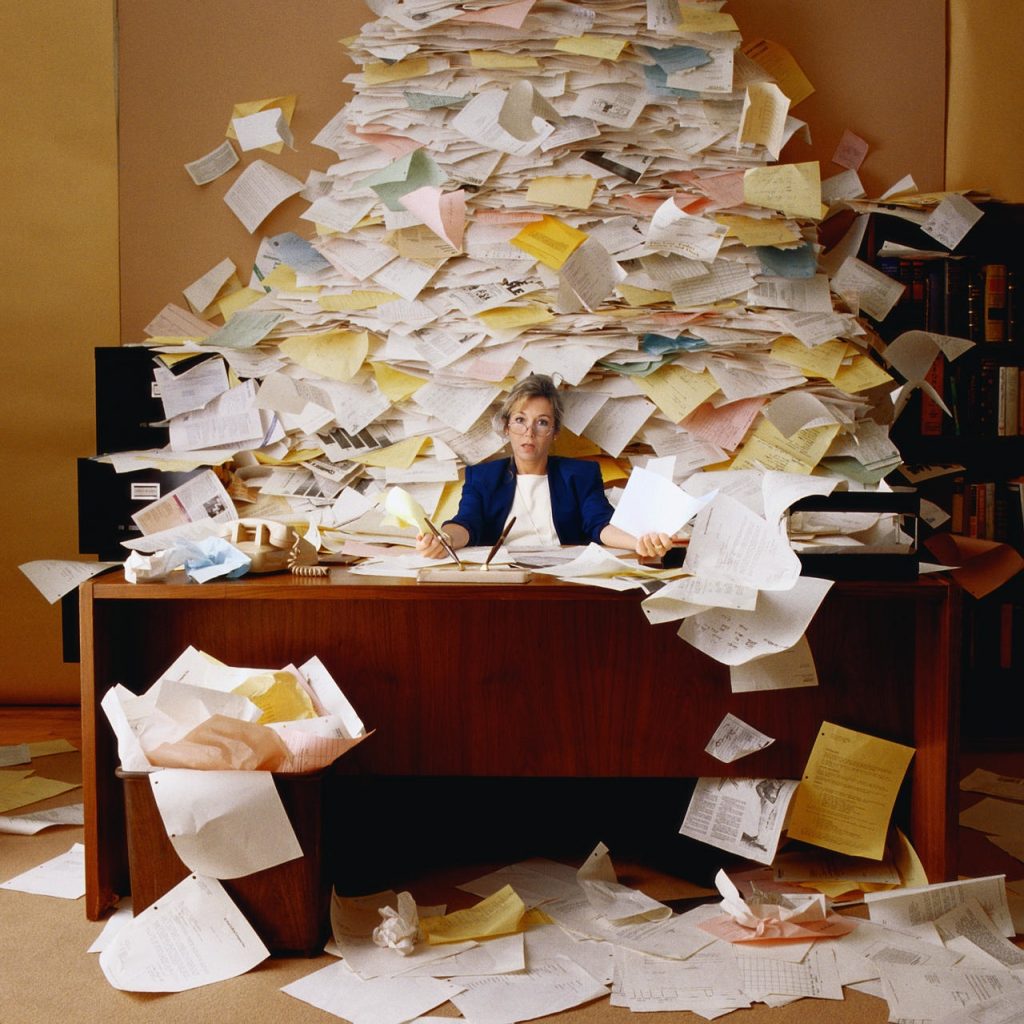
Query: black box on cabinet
[[94, 346, 168, 453]]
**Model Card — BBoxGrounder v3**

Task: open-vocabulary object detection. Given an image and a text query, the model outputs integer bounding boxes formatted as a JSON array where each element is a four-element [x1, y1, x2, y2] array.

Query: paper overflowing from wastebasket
[[100, 645, 370, 774], [148, 768, 303, 878]]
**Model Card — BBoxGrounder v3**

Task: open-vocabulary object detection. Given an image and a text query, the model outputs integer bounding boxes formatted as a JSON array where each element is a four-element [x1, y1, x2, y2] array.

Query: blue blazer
[[445, 456, 614, 547]]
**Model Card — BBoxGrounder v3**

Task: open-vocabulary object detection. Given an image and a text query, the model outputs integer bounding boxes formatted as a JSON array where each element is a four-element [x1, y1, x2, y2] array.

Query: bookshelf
[[863, 203, 1024, 742]]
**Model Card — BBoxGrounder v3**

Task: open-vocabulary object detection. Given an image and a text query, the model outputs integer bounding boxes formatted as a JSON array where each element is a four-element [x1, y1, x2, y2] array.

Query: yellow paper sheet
[[827, 353, 893, 394], [618, 284, 672, 306], [279, 330, 370, 382], [319, 290, 400, 312], [594, 456, 629, 484], [260, 265, 318, 295], [554, 34, 628, 60], [352, 436, 428, 470], [253, 448, 324, 466], [551, 428, 602, 458], [27, 739, 77, 757], [433, 479, 463, 526], [0, 773, 80, 813], [716, 214, 801, 247], [510, 216, 588, 270], [632, 365, 719, 423], [730, 420, 839, 474], [420, 884, 527, 944], [526, 175, 598, 210], [787, 722, 915, 860], [677, 3, 738, 32], [218, 287, 263, 320], [893, 826, 930, 887], [475, 302, 555, 331], [739, 82, 790, 158], [232, 671, 318, 724], [224, 95, 296, 154], [742, 39, 815, 106], [372, 361, 426, 402], [469, 50, 538, 69], [364, 58, 434, 85], [743, 162, 822, 220], [771, 336, 846, 379]]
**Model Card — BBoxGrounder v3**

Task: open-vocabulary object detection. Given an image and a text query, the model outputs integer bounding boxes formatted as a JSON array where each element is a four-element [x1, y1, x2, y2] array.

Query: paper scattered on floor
[[27, 739, 78, 757], [281, 958, 461, 1024], [866, 875, 1016, 938], [87, 899, 133, 953], [0, 771, 80, 814], [0, 744, 30, 767], [99, 874, 269, 992], [0, 802, 83, 835], [961, 768, 1024, 802], [0, 841, 85, 899]]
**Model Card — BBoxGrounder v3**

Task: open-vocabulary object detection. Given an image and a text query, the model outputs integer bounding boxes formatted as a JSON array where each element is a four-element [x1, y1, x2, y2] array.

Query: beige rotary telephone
[[221, 518, 320, 574]]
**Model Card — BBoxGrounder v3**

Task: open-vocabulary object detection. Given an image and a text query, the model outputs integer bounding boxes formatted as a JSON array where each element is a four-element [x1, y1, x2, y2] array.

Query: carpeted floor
[[1, 709, 1021, 1024]]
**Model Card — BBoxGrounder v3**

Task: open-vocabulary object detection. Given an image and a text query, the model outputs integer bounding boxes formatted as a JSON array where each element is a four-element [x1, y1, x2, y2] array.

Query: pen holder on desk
[[785, 490, 920, 580], [416, 566, 532, 583]]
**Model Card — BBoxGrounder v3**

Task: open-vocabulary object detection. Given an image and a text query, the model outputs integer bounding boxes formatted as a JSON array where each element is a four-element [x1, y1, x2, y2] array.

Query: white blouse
[[502, 474, 559, 548]]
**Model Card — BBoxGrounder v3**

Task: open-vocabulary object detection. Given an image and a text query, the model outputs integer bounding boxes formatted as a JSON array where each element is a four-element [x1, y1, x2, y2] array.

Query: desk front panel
[[85, 575, 923, 779]]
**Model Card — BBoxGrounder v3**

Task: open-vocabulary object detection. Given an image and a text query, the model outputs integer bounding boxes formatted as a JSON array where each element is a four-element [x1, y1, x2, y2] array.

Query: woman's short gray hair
[[496, 374, 564, 432]]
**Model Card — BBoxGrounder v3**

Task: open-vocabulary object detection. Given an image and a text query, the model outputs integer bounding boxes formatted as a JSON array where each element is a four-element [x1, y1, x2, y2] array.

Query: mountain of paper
[[116, 0, 943, 558]]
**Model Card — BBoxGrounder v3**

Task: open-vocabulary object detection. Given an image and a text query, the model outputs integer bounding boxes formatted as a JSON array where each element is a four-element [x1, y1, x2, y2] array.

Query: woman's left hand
[[635, 532, 674, 559]]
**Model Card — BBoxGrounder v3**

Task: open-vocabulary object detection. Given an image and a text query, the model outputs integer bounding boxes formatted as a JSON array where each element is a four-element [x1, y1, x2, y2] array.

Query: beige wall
[[0, 1, 119, 704], [947, 0, 1024, 203]]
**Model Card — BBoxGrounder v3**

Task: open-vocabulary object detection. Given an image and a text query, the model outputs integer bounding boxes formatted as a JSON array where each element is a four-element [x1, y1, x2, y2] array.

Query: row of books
[[875, 254, 1017, 344], [928, 360, 1024, 438], [950, 477, 1024, 544]]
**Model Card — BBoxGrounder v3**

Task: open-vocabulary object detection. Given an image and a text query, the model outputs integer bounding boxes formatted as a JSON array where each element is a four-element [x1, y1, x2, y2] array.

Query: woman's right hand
[[415, 531, 451, 559]]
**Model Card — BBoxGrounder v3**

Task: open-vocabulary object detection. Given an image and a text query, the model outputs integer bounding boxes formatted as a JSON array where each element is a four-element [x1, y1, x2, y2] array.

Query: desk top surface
[[82, 567, 954, 604]]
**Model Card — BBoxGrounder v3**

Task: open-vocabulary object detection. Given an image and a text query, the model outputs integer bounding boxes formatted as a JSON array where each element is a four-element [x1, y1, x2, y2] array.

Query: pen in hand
[[424, 517, 462, 569]]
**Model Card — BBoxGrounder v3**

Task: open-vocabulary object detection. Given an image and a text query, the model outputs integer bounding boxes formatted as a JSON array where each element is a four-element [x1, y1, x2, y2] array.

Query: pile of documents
[[101, 0, 990, 563], [69, 0, 990, 680]]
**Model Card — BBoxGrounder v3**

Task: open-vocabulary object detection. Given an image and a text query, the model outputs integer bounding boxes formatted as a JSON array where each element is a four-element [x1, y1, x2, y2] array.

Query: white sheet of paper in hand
[[148, 769, 302, 879], [99, 873, 269, 991], [611, 466, 716, 536]]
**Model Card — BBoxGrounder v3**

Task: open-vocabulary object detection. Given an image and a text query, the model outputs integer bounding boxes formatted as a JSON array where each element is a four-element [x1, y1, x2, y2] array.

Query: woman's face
[[506, 396, 557, 473]]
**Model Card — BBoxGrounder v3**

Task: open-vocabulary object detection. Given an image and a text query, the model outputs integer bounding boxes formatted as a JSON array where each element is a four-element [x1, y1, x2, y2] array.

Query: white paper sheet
[[0, 840, 85, 898], [148, 768, 303, 879], [99, 874, 269, 991]]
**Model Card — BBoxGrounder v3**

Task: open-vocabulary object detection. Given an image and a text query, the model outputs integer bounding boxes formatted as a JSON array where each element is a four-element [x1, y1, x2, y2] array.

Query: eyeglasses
[[507, 415, 555, 436]]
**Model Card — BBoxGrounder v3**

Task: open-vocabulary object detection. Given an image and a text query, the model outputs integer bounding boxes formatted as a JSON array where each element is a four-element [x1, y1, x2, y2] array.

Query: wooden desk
[[80, 572, 960, 919]]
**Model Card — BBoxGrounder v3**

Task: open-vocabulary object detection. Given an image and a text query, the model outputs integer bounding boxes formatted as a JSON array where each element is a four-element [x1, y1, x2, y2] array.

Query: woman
[[416, 374, 673, 559]]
